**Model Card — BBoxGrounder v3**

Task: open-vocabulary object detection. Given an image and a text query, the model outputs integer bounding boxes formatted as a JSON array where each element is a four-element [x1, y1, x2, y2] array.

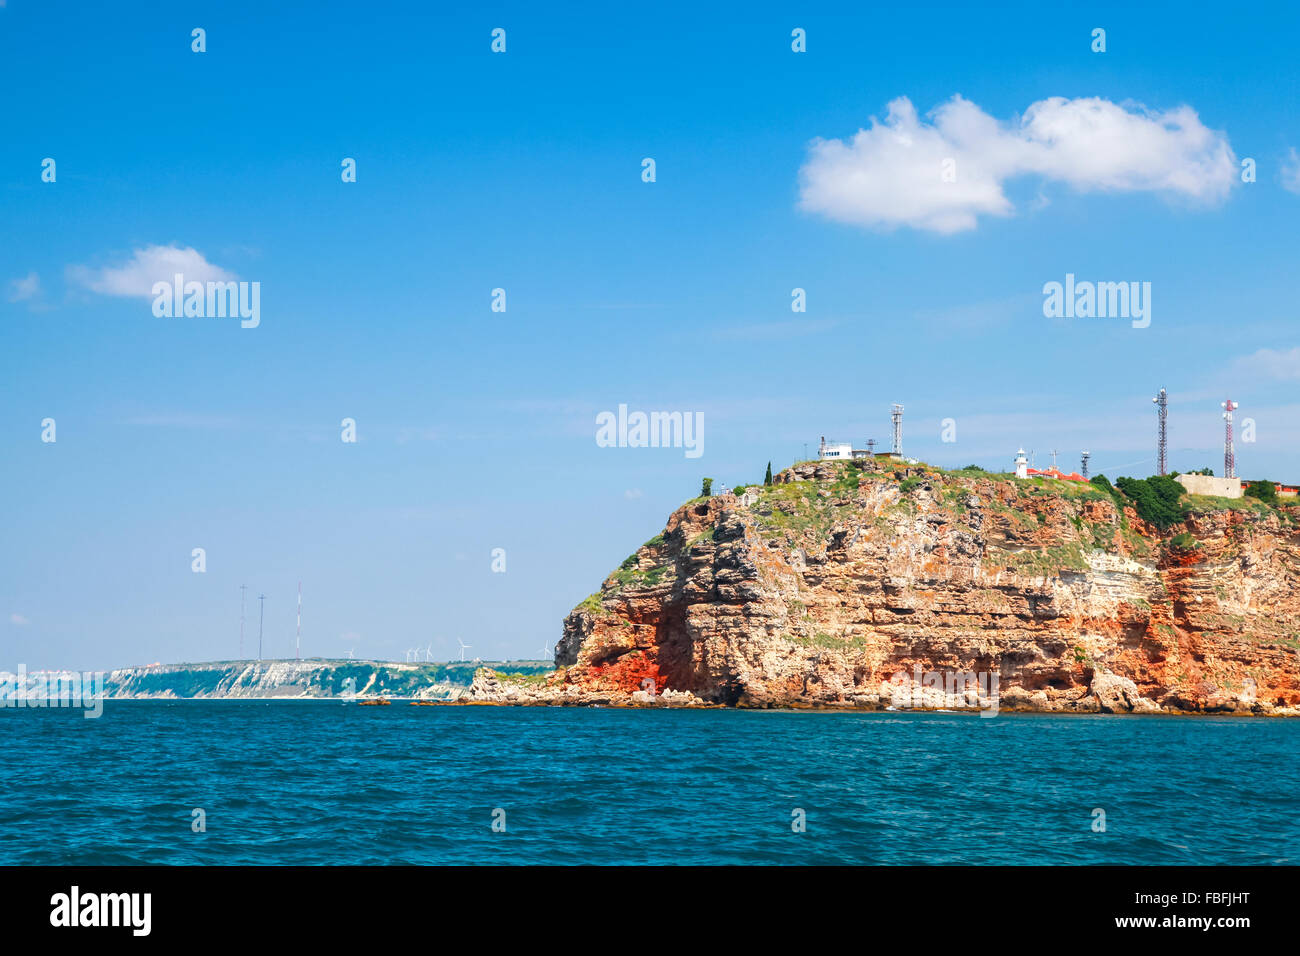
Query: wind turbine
[[457, 638, 471, 662], [348, 648, 355, 660], [540, 640, 551, 657], [424, 643, 433, 662]]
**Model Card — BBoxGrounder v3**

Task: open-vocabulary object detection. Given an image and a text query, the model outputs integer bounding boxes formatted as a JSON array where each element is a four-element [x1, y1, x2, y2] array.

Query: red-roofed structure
[[1025, 466, 1089, 483]]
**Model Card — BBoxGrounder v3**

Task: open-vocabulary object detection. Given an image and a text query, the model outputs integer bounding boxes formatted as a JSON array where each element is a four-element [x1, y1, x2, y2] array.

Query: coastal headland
[[467, 458, 1300, 715]]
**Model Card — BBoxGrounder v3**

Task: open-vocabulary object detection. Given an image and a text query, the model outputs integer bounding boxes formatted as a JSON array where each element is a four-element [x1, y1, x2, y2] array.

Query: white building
[[1014, 448, 1029, 479], [818, 437, 853, 460], [1175, 474, 1242, 499], [816, 437, 857, 460]]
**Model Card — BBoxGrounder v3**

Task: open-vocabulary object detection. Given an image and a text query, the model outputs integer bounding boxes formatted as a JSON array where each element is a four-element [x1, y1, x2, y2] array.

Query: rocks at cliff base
[[464, 668, 709, 708], [1087, 671, 1161, 714]]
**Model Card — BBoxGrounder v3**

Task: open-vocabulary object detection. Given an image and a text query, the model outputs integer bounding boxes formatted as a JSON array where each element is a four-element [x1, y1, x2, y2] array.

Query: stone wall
[[1174, 474, 1242, 499]]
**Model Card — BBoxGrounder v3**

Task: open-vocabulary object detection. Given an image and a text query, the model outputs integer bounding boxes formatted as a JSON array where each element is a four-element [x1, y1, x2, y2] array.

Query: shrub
[[1090, 474, 1124, 505], [1114, 475, 1186, 530], [1246, 480, 1278, 504], [700, 477, 713, 497], [1170, 532, 1199, 550]]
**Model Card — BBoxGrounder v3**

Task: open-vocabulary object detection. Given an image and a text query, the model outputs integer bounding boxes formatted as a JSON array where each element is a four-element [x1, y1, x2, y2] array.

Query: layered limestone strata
[[470, 459, 1300, 714]]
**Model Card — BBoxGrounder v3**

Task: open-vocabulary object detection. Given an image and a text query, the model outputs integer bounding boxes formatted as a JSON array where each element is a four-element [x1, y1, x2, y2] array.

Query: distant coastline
[[0, 659, 554, 704]]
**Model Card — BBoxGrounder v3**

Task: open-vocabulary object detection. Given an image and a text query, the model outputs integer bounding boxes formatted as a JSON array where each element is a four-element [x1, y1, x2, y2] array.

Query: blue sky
[[3, 1, 1299, 669]]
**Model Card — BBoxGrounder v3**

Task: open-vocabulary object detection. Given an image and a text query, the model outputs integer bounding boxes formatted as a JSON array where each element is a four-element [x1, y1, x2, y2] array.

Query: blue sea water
[[1, 702, 1296, 865]]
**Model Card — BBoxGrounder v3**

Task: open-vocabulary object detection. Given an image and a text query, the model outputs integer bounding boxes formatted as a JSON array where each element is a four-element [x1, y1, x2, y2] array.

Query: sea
[[2, 702, 1296, 865]]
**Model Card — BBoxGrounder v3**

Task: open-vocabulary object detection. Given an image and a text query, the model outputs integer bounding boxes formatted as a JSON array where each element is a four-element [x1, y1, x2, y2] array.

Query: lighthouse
[[1014, 448, 1029, 480]]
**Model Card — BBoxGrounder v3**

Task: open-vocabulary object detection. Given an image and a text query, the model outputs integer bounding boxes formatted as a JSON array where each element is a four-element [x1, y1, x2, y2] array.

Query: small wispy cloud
[[624, 488, 643, 499], [1282, 148, 1300, 195], [6, 271, 40, 303], [118, 412, 240, 429], [1229, 346, 1300, 381], [395, 426, 439, 444], [10, 614, 29, 626], [710, 318, 839, 342], [912, 293, 1039, 331], [67, 244, 236, 298]]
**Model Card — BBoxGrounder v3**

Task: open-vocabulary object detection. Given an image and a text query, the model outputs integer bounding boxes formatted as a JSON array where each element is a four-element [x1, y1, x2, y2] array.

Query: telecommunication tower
[[1222, 399, 1239, 478], [890, 404, 904, 456], [1152, 388, 1168, 475]]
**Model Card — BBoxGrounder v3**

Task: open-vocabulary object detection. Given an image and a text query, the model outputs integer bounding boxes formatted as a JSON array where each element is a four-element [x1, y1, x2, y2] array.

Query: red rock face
[[553, 462, 1300, 714]]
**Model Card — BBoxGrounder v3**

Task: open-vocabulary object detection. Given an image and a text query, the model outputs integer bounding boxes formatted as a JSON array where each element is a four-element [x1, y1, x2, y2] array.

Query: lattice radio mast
[[1222, 399, 1239, 478], [1152, 388, 1168, 475]]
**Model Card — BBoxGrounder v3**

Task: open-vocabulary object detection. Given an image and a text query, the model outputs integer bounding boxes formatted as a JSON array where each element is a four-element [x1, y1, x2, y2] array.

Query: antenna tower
[[1153, 388, 1168, 475], [1222, 399, 1238, 478]]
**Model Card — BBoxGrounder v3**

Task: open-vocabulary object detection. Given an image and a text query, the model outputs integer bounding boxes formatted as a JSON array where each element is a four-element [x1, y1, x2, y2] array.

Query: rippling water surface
[[2, 702, 1296, 864]]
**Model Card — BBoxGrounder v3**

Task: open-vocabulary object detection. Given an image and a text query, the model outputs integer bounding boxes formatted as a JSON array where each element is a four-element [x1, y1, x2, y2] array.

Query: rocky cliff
[[474, 459, 1300, 714], [92, 659, 552, 700]]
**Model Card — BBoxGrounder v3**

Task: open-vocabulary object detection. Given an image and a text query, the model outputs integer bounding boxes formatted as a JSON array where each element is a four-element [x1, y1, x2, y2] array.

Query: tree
[[1114, 474, 1186, 529], [701, 477, 713, 497], [1090, 474, 1120, 500], [764, 462, 773, 486], [1246, 480, 1278, 504]]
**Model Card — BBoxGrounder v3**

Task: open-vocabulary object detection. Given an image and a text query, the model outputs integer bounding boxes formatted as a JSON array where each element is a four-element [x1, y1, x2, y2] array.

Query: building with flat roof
[[1175, 474, 1242, 499]]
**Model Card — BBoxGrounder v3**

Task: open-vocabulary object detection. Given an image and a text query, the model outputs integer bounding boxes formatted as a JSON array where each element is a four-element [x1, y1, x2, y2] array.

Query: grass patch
[[985, 543, 1089, 576]]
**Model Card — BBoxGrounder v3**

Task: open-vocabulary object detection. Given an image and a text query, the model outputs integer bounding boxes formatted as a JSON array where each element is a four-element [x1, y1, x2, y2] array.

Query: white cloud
[[798, 95, 1238, 233], [1230, 346, 1300, 381], [1282, 148, 1300, 195], [10, 614, 28, 626], [67, 244, 236, 298], [6, 271, 40, 302], [624, 488, 643, 499], [709, 318, 839, 341], [118, 412, 240, 428]]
